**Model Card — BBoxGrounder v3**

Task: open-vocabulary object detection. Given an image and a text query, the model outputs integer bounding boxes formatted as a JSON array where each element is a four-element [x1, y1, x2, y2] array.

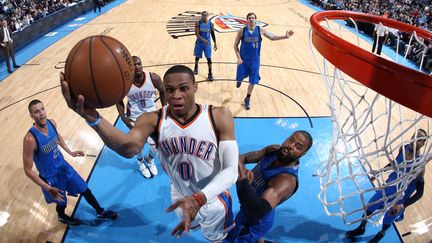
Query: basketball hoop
[[309, 11, 432, 224]]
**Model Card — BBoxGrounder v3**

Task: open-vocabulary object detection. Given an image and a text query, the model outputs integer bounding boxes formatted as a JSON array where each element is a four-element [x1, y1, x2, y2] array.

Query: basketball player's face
[[30, 103, 47, 127], [409, 131, 427, 151], [164, 72, 197, 117], [201, 12, 208, 22], [247, 15, 256, 27], [133, 58, 143, 83], [277, 132, 309, 163]]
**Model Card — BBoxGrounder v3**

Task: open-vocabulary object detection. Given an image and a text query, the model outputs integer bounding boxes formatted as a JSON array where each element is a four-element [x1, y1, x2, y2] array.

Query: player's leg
[[194, 42, 203, 75], [138, 150, 151, 178], [236, 59, 249, 88], [346, 190, 385, 238], [225, 208, 273, 243], [206, 58, 214, 81], [81, 188, 118, 220], [41, 173, 80, 225], [144, 137, 158, 176], [64, 162, 118, 220], [244, 59, 260, 110], [204, 45, 213, 80], [369, 213, 394, 243]]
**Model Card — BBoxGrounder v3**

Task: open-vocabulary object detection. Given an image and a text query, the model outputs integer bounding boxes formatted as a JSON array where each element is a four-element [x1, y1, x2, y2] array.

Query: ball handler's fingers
[[166, 201, 180, 212], [77, 95, 86, 113], [60, 73, 75, 110], [170, 222, 184, 237]]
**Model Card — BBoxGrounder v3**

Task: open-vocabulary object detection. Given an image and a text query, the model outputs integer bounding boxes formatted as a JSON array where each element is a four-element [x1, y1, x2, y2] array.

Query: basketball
[[64, 35, 134, 108]]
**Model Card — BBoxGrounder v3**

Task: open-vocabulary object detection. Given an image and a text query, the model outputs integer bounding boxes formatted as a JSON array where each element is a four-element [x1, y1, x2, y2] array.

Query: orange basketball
[[64, 35, 134, 108]]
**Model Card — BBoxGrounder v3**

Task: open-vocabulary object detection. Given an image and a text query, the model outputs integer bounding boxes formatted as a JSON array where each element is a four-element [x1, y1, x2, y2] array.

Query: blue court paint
[[63, 117, 401, 242], [0, 0, 125, 81]]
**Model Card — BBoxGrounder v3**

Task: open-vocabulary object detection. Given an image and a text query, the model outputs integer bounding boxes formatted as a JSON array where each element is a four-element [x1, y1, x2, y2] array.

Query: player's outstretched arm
[[262, 28, 294, 41], [51, 119, 84, 157], [211, 23, 217, 51], [240, 144, 280, 164], [237, 172, 296, 222], [60, 73, 147, 158], [201, 107, 239, 201]]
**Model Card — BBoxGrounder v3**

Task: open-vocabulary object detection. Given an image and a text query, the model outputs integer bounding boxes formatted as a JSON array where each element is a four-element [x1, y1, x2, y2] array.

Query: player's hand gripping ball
[[64, 35, 134, 108]]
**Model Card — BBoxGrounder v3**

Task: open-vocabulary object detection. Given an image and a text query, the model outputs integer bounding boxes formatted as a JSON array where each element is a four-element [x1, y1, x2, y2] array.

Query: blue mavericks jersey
[[240, 26, 262, 60], [251, 153, 299, 197], [387, 144, 420, 183], [225, 153, 299, 242], [29, 120, 66, 178], [198, 20, 211, 42]]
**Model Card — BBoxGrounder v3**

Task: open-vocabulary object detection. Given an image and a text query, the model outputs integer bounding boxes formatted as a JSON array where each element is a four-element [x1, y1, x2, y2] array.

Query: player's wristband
[[87, 113, 101, 127], [192, 193, 205, 207]]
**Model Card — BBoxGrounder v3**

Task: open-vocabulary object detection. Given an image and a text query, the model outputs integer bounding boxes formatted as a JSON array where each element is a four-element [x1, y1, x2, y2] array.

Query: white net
[[310, 16, 432, 225]]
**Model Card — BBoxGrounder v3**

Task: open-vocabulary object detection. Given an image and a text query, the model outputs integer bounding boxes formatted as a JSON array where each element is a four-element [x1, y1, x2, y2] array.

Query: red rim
[[310, 11, 432, 117]]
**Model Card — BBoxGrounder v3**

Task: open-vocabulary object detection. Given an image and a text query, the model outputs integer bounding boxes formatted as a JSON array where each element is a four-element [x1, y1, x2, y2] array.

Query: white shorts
[[170, 185, 235, 242]]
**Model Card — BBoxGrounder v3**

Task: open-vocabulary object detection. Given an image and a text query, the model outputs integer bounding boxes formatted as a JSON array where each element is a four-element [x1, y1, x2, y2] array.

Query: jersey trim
[[167, 104, 202, 129], [217, 192, 229, 230], [28, 130, 40, 159], [153, 109, 163, 148], [208, 105, 219, 143], [241, 26, 262, 43]]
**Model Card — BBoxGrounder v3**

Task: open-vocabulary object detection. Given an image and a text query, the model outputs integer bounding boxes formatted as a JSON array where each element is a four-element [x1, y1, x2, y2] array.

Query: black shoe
[[244, 97, 251, 110], [58, 215, 81, 226], [13, 65, 20, 68], [193, 66, 198, 75], [236, 80, 242, 88], [368, 232, 385, 243], [207, 73, 214, 81], [346, 226, 365, 238], [7, 69, 13, 74], [97, 209, 118, 220]]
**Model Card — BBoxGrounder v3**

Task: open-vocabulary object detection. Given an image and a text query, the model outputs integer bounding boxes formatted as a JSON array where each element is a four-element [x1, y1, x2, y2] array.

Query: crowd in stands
[[0, 1, 81, 32], [310, 0, 432, 72], [0, 0, 112, 32]]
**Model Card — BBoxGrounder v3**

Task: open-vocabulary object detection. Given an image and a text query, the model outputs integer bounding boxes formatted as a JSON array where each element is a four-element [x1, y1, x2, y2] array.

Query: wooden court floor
[[0, 0, 430, 242]]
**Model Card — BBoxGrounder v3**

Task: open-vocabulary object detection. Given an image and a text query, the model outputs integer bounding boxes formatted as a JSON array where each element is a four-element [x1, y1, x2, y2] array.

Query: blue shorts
[[367, 181, 417, 225], [236, 58, 260, 84], [41, 162, 87, 206], [224, 208, 275, 243], [194, 40, 212, 59]]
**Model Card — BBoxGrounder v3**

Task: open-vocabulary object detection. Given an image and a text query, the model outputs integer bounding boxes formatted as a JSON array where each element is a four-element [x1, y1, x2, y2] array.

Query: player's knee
[[207, 58, 212, 65]]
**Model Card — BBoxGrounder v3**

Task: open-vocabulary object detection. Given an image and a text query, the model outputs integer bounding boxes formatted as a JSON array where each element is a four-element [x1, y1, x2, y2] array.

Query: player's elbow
[[23, 167, 33, 178], [119, 143, 142, 158]]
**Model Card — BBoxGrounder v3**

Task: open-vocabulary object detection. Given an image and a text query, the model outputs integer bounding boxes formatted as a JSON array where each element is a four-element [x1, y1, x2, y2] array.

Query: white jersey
[[157, 104, 220, 197], [126, 72, 157, 121]]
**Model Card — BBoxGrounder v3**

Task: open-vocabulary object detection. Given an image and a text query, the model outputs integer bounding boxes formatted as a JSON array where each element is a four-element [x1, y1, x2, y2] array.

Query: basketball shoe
[[97, 209, 119, 220], [58, 215, 81, 226], [144, 156, 158, 176], [244, 97, 251, 110], [138, 158, 151, 178]]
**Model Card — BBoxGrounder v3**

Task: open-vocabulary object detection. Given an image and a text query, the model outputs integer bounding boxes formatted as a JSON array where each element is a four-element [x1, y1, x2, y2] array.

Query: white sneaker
[[138, 159, 151, 178], [145, 156, 158, 176]]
